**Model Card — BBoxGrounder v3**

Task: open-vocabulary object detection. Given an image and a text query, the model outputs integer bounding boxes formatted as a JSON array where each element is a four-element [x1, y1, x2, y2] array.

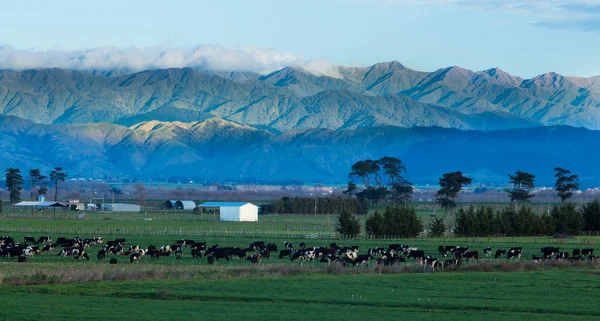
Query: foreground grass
[[0, 270, 598, 320]]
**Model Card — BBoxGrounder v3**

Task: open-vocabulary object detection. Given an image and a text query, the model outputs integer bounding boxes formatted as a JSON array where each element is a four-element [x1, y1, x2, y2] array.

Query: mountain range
[[0, 115, 597, 187], [1, 62, 600, 130], [1, 61, 599, 185]]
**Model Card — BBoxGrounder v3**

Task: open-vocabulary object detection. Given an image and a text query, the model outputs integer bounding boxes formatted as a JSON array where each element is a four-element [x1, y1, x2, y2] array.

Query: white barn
[[197, 202, 258, 222]]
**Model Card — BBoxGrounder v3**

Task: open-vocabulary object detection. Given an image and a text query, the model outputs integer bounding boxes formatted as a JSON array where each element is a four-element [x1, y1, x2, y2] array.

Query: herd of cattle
[[0, 235, 596, 269]]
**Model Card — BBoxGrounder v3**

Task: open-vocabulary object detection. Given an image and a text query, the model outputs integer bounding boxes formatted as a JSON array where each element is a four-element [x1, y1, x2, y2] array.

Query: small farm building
[[102, 203, 141, 212], [197, 202, 258, 222], [164, 200, 196, 210]]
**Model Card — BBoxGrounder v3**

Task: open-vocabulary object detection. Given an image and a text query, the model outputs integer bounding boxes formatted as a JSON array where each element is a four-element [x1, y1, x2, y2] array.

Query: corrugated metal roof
[[13, 201, 67, 207], [176, 200, 196, 210], [198, 202, 256, 208]]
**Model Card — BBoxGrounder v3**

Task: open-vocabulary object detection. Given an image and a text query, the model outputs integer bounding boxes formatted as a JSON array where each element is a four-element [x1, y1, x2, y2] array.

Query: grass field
[[0, 211, 598, 320], [0, 270, 598, 320]]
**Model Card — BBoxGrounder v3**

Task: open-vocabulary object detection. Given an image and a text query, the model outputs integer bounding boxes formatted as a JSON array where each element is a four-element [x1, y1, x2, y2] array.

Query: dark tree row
[[262, 197, 369, 215], [364, 206, 424, 238], [454, 202, 598, 237]]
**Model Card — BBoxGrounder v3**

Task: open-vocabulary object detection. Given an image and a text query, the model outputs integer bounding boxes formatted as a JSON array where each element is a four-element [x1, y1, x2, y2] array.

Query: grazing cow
[[97, 249, 106, 260], [353, 254, 372, 265], [279, 249, 292, 259], [569, 256, 584, 262], [387, 244, 407, 254], [159, 245, 172, 253], [175, 249, 183, 260], [483, 247, 492, 257], [37, 236, 52, 244], [260, 249, 270, 259], [191, 248, 204, 258], [18, 256, 27, 263], [556, 252, 569, 260], [130, 252, 142, 263], [73, 249, 89, 260], [461, 251, 479, 262], [582, 249, 594, 256], [129, 245, 141, 252], [532, 255, 544, 263], [207, 254, 215, 265], [368, 247, 385, 257], [115, 238, 127, 245], [42, 244, 55, 252], [250, 241, 266, 251], [247, 254, 262, 264], [266, 243, 278, 252], [573, 249, 581, 257], [92, 237, 103, 244], [541, 247, 560, 258], [495, 249, 506, 259], [24, 236, 37, 244], [438, 245, 456, 257], [109, 258, 117, 264], [299, 242, 306, 249], [418, 256, 439, 270], [443, 259, 461, 269], [507, 247, 522, 259], [406, 249, 424, 259], [283, 241, 293, 250]]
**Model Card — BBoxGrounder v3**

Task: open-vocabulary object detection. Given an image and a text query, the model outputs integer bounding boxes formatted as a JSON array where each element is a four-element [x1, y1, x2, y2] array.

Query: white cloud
[[0, 45, 341, 77], [356, 0, 600, 30]]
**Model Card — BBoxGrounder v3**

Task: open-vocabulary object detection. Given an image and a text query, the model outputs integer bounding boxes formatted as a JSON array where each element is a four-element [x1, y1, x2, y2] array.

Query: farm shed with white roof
[[197, 202, 258, 222]]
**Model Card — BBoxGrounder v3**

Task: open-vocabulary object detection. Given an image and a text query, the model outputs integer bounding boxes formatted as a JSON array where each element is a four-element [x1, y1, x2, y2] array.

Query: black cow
[[573, 249, 581, 256], [37, 236, 52, 244], [191, 248, 204, 258], [24, 236, 37, 244], [541, 247, 560, 258], [109, 258, 117, 264], [507, 247, 522, 259], [266, 243, 278, 252], [97, 249, 106, 260], [250, 241, 266, 251], [354, 254, 372, 264], [495, 249, 506, 259], [115, 238, 127, 245], [279, 249, 292, 259], [299, 242, 306, 249], [207, 254, 215, 264], [406, 249, 424, 259], [461, 251, 479, 262], [582, 249, 594, 256]]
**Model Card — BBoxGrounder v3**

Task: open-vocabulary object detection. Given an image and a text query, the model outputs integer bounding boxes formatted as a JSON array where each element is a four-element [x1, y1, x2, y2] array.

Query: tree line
[[262, 197, 368, 215], [4, 167, 68, 204], [337, 201, 600, 238]]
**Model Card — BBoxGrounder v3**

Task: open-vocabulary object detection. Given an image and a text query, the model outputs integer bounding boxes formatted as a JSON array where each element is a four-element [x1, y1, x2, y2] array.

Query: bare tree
[[134, 183, 147, 206]]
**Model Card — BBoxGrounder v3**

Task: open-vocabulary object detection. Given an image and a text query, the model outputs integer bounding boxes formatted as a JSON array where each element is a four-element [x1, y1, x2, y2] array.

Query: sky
[[1, 0, 600, 78]]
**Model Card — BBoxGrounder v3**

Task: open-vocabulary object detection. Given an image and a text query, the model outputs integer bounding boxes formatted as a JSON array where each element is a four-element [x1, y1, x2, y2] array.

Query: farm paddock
[[0, 213, 598, 321]]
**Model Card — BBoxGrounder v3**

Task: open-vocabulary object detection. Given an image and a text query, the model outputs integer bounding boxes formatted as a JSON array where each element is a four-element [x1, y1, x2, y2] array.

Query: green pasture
[[0, 270, 598, 320]]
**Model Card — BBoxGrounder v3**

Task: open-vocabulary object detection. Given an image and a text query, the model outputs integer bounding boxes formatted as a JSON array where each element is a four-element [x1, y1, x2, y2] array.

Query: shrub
[[552, 203, 584, 235], [428, 217, 446, 237], [365, 206, 423, 238], [581, 200, 600, 230], [336, 210, 361, 237]]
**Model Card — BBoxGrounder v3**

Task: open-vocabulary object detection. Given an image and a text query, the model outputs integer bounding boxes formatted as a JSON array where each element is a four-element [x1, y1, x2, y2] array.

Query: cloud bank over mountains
[[0, 45, 341, 77]]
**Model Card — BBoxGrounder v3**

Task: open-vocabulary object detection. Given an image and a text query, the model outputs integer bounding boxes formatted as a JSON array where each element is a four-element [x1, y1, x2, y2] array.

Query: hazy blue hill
[[0, 115, 597, 186]]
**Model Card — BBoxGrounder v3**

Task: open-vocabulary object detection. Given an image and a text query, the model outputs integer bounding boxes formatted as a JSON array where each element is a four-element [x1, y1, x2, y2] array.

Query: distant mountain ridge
[[0, 115, 597, 186], [2, 61, 600, 130]]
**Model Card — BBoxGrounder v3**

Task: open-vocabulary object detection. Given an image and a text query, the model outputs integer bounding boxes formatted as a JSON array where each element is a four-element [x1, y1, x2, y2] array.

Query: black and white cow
[[130, 252, 142, 263], [247, 254, 262, 264], [37, 236, 52, 244], [582, 249, 594, 256], [483, 247, 492, 257], [494, 249, 506, 259], [461, 251, 479, 262], [24, 236, 37, 244], [507, 247, 522, 259], [97, 249, 106, 260]]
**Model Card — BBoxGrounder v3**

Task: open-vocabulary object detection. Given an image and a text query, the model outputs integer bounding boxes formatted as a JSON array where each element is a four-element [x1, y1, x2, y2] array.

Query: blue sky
[[1, 0, 600, 78]]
